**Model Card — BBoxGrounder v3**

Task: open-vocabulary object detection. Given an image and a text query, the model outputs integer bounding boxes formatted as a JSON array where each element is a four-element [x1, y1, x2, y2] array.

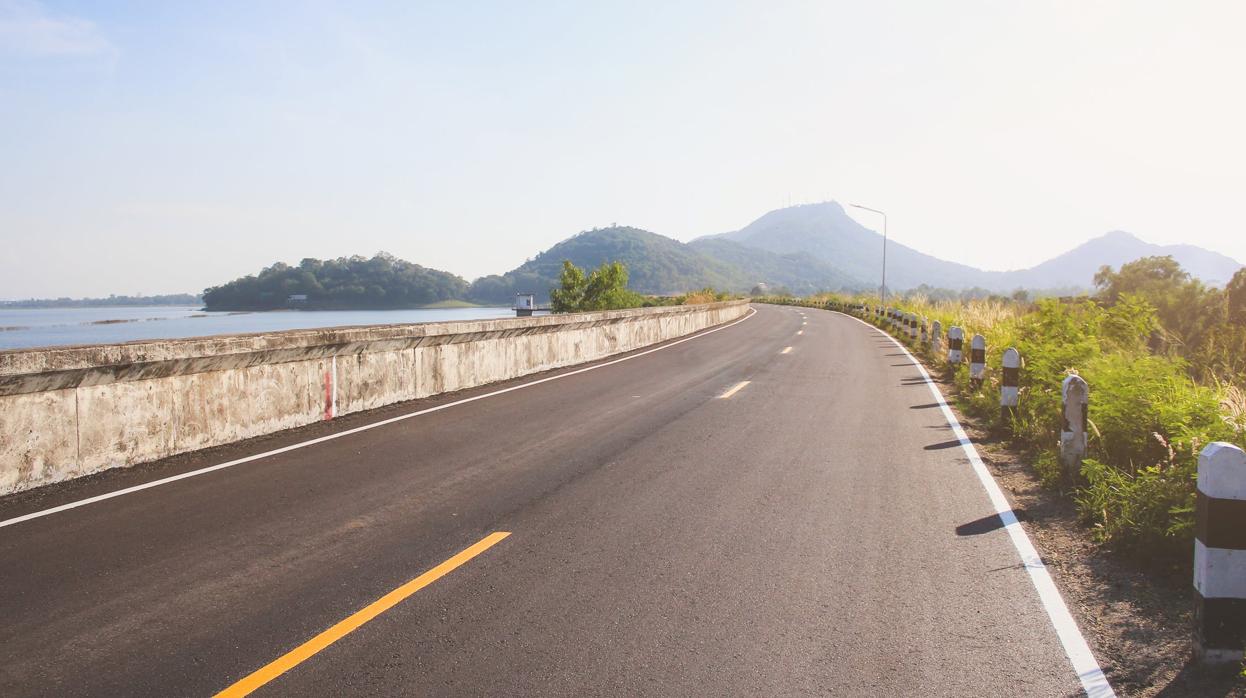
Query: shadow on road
[[955, 510, 1028, 536], [925, 439, 962, 451], [910, 402, 941, 409]]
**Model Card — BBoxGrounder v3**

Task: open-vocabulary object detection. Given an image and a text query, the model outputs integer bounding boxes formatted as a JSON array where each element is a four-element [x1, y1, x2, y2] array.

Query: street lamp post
[[849, 203, 887, 307]]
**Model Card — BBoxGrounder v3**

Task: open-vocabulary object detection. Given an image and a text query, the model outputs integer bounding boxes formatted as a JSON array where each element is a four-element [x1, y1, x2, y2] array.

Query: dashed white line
[[718, 381, 751, 399], [781, 346, 793, 354]]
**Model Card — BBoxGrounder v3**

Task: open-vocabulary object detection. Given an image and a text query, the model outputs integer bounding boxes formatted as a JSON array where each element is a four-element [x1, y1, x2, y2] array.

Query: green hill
[[687, 237, 864, 295], [468, 225, 869, 304], [469, 226, 742, 304], [203, 253, 469, 310]]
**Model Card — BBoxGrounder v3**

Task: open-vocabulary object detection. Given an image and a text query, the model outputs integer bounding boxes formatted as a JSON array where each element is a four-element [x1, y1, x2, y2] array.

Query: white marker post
[[920, 317, 928, 346], [947, 326, 964, 364], [1000, 347, 1020, 423], [969, 334, 986, 386], [1194, 442, 1246, 664], [931, 321, 942, 356], [908, 313, 918, 342], [1060, 374, 1089, 473]]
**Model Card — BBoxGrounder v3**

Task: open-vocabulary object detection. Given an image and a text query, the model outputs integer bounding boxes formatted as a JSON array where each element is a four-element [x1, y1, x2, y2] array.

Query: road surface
[[0, 304, 1092, 696]]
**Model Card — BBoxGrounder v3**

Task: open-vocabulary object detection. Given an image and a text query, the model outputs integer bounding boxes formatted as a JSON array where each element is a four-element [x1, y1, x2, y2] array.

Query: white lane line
[[718, 381, 750, 399], [781, 346, 793, 354], [1, 308, 759, 530], [835, 310, 1114, 698], [797, 330, 804, 336]]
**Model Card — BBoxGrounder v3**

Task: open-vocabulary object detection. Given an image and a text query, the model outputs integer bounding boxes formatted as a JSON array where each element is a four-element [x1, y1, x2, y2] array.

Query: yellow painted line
[[718, 380, 750, 399], [781, 346, 793, 354], [214, 531, 511, 698]]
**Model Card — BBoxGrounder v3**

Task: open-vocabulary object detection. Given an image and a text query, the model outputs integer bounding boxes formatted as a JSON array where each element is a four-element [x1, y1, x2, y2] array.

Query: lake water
[[0, 306, 517, 351]]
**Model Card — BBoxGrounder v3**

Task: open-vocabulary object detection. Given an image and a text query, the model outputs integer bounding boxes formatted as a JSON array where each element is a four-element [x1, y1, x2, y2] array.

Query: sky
[[2, 0, 1244, 299]]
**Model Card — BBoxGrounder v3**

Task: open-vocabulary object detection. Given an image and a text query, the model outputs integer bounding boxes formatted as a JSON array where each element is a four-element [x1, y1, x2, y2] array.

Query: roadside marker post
[[969, 334, 986, 387], [931, 321, 942, 357], [1060, 375, 1089, 474], [920, 317, 928, 346], [1194, 442, 1246, 664], [1000, 348, 1020, 423], [947, 326, 964, 365]]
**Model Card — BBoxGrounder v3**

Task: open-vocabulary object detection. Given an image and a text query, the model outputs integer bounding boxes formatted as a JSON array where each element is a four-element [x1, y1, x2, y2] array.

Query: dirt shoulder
[[922, 366, 1246, 697]]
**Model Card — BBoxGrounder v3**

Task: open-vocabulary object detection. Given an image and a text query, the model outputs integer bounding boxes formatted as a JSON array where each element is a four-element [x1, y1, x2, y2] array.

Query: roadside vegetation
[[764, 256, 1246, 565], [551, 260, 734, 313]]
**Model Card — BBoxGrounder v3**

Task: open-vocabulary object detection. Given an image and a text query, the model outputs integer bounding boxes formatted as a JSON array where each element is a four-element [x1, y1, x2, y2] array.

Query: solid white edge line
[[718, 380, 751, 399], [1, 307, 759, 530], [836, 310, 1115, 698]]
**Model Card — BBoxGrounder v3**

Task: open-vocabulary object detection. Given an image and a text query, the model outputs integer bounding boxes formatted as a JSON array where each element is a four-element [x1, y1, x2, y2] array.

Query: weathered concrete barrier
[[0, 300, 750, 495], [1194, 442, 1246, 663]]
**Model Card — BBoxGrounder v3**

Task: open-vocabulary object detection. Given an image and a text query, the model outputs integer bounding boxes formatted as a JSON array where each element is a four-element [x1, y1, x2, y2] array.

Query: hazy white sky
[[2, 0, 1243, 298]]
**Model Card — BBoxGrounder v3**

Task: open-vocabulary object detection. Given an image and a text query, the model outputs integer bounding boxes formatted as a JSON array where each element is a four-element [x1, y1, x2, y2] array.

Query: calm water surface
[[0, 306, 516, 351]]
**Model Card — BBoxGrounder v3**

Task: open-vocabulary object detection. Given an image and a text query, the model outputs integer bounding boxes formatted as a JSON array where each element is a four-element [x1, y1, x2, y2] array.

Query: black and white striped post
[[1194, 441, 1246, 664], [920, 316, 929, 346], [931, 321, 942, 356], [947, 326, 964, 364], [1000, 347, 1020, 422], [969, 334, 986, 387], [907, 313, 918, 341], [1060, 374, 1089, 471]]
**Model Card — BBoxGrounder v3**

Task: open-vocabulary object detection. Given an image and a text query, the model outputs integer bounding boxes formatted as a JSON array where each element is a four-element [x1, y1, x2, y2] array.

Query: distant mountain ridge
[[998, 229, 1243, 290], [199, 203, 1242, 309], [700, 202, 1242, 292], [467, 226, 863, 304]]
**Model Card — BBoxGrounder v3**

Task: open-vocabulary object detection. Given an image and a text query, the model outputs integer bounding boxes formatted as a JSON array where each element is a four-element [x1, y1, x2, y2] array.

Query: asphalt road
[[0, 304, 1088, 696]]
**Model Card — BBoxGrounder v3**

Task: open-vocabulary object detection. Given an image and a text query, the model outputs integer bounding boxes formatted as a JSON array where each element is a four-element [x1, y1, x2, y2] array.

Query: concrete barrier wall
[[0, 300, 750, 495]]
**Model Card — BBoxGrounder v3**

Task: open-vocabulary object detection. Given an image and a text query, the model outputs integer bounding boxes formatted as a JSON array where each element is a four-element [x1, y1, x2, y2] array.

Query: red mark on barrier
[[324, 369, 333, 420]]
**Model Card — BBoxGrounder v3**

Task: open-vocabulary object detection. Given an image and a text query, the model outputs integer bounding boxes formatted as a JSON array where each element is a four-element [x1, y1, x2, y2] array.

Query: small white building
[[515, 293, 536, 317]]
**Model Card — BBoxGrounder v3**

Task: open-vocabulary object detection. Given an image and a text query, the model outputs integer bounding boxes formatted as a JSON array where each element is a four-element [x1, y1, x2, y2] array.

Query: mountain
[[686, 237, 864, 294], [998, 230, 1244, 289], [705, 202, 993, 291], [705, 202, 1243, 292], [468, 226, 865, 304]]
